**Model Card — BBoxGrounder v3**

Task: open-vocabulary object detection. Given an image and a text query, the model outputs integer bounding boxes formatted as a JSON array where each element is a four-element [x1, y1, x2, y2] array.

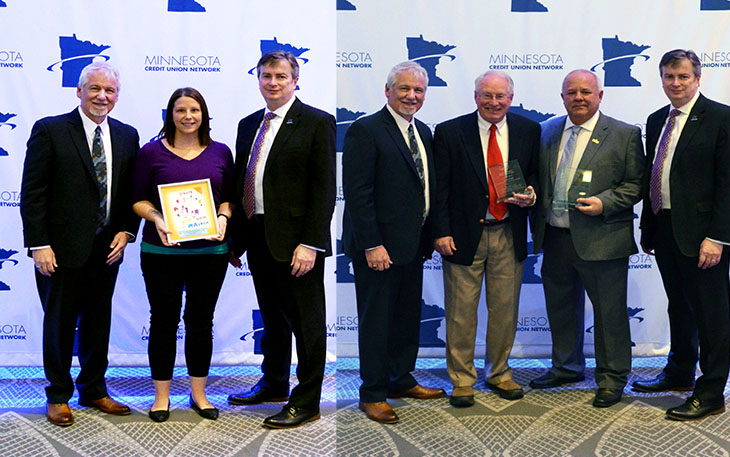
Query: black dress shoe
[[228, 385, 289, 405], [148, 401, 170, 423], [449, 395, 475, 408], [592, 388, 622, 408], [631, 373, 694, 393], [529, 372, 585, 389], [190, 395, 218, 420], [666, 396, 725, 421], [263, 405, 320, 429]]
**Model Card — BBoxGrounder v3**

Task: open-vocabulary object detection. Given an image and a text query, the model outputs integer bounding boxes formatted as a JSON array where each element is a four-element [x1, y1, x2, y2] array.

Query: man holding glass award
[[432, 70, 540, 407], [530, 70, 644, 408]]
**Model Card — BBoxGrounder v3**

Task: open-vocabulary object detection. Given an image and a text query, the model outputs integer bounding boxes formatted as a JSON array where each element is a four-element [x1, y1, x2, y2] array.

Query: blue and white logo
[[701, 0, 730, 10], [248, 37, 310, 77], [406, 34, 456, 87], [0, 190, 19, 207], [587, 306, 645, 346], [0, 248, 19, 291], [47, 34, 110, 88], [0, 1, 6, 7], [523, 241, 543, 284], [0, 50, 23, 69], [0, 112, 17, 130], [511, 0, 548, 12], [337, 0, 356, 10], [168, 0, 205, 12], [419, 299, 445, 348], [336, 107, 366, 152], [590, 35, 650, 87], [240, 309, 264, 355]]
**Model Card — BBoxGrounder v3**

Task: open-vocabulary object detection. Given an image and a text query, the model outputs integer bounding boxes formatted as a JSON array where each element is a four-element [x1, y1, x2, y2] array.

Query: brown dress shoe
[[359, 401, 399, 424], [79, 396, 131, 415], [47, 403, 74, 426], [387, 384, 446, 400]]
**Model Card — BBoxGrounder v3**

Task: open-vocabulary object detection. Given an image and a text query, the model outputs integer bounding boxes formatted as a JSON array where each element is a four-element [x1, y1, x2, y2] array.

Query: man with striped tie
[[530, 69, 644, 408], [20, 62, 140, 426]]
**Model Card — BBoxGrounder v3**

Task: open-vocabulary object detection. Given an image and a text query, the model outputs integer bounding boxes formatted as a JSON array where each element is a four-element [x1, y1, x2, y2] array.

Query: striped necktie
[[91, 126, 107, 232]]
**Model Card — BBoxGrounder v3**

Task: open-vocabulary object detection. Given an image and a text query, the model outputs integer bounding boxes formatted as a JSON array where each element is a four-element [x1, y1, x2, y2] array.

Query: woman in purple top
[[132, 88, 234, 422]]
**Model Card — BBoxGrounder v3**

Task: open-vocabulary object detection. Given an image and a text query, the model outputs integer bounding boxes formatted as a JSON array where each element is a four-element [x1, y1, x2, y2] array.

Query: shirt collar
[[78, 106, 109, 132], [385, 103, 416, 134], [674, 90, 700, 116], [265, 95, 297, 119], [565, 110, 600, 133], [477, 112, 507, 133]]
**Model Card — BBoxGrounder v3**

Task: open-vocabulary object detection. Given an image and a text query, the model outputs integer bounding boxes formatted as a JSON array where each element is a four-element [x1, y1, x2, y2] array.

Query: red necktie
[[487, 124, 507, 221]]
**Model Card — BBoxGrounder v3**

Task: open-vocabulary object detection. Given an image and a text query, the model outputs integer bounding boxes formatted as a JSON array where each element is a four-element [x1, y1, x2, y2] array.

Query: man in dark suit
[[20, 62, 139, 426], [634, 49, 730, 421], [227, 51, 336, 429], [530, 70, 644, 408], [432, 71, 539, 407], [342, 61, 445, 424]]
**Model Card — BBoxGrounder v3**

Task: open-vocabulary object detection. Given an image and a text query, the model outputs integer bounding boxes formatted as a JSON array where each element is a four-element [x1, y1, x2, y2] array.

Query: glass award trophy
[[568, 169, 592, 208], [488, 160, 531, 202]]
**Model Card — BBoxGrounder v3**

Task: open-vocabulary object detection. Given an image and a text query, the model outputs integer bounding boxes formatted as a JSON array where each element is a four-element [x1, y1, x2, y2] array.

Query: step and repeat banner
[[0, 1, 336, 365], [335, 0, 730, 358]]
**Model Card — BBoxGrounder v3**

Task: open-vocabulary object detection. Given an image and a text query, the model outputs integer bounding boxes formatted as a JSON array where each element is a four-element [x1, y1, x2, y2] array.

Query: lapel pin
[[286, 118, 294, 125], [690, 115, 698, 121], [591, 138, 600, 144]]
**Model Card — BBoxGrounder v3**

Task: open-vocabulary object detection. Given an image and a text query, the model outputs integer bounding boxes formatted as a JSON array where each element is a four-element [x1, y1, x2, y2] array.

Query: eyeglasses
[[479, 93, 509, 102]]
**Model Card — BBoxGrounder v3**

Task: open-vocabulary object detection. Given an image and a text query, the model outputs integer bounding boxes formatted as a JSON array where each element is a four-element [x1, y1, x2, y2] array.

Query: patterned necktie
[[552, 125, 581, 215], [649, 109, 681, 215], [244, 112, 277, 219], [408, 124, 425, 190], [91, 126, 107, 232], [487, 124, 507, 221]]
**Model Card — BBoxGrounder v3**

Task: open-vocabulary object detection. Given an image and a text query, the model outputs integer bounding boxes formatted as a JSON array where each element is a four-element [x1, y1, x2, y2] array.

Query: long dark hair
[[158, 87, 211, 147]]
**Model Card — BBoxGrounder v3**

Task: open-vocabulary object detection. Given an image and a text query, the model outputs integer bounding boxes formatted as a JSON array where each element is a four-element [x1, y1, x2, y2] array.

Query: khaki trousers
[[443, 223, 524, 395]]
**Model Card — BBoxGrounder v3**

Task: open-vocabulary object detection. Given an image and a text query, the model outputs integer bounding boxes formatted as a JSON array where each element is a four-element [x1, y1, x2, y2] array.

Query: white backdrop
[[335, 0, 730, 358], [0, 0, 336, 365]]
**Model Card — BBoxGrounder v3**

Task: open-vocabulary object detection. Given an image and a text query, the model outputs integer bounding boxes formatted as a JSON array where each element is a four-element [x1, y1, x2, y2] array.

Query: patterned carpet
[[337, 357, 730, 457], [0, 365, 335, 457], [2, 359, 729, 456]]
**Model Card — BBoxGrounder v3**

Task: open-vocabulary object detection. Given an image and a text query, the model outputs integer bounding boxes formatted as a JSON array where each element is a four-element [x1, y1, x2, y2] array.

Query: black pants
[[245, 216, 327, 411], [140, 252, 228, 380], [654, 212, 730, 402], [36, 232, 119, 404]]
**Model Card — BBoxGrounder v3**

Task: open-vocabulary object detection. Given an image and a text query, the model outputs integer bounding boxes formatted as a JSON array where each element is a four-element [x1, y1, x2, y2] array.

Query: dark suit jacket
[[231, 98, 336, 262], [342, 106, 435, 264], [533, 112, 645, 261], [640, 94, 730, 257], [20, 108, 140, 268], [432, 111, 540, 265]]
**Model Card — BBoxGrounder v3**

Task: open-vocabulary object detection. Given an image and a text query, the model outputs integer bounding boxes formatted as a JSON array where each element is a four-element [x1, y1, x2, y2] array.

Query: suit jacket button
[[485, 195, 489, 199], [479, 218, 485, 224]]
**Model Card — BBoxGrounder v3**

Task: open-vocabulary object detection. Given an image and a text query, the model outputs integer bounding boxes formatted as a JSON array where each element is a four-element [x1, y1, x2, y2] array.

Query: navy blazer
[[20, 108, 140, 268], [432, 111, 540, 265], [231, 98, 336, 262], [640, 94, 730, 257], [342, 106, 435, 264]]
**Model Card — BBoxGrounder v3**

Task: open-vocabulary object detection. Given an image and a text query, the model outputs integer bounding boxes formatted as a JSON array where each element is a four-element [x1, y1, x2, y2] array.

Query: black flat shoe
[[190, 395, 219, 420], [148, 401, 170, 423], [631, 373, 694, 393], [263, 405, 320, 429]]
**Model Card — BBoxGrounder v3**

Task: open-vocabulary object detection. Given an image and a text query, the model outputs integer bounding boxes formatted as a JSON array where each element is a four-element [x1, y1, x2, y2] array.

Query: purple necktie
[[244, 112, 277, 219], [649, 109, 681, 215]]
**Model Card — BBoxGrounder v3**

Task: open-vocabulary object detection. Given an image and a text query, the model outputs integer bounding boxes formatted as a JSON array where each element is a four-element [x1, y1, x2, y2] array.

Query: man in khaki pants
[[432, 71, 540, 407]]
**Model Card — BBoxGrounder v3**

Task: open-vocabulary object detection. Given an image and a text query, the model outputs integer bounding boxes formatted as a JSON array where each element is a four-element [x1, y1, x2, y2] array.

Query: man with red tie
[[432, 71, 539, 407], [635, 49, 730, 421]]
